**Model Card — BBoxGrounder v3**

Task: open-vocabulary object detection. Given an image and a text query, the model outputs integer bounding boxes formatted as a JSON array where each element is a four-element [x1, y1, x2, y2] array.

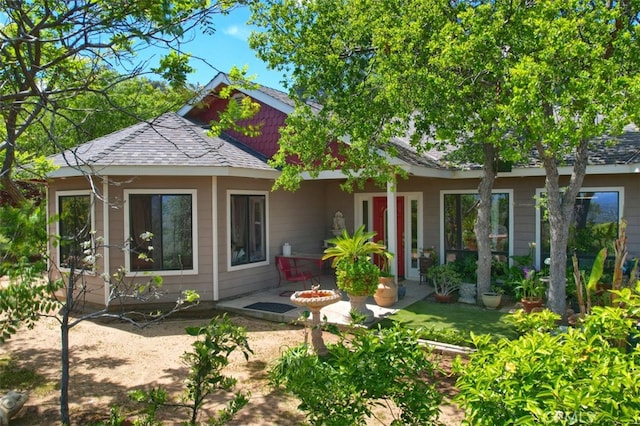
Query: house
[[46, 73, 640, 307]]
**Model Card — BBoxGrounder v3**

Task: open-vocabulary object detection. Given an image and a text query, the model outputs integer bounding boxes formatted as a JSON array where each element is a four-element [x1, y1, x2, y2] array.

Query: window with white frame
[[538, 187, 623, 261], [57, 191, 93, 269], [229, 193, 267, 266], [442, 191, 511, 262], [127, 191, 195, 272]]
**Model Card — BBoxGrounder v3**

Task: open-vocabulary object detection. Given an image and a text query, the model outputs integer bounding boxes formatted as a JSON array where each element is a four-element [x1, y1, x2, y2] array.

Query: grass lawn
[[379, 300, 518, 346]]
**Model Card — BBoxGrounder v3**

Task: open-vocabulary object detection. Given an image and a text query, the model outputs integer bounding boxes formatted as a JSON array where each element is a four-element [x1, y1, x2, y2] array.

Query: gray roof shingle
[[50, 112, 274, 171]]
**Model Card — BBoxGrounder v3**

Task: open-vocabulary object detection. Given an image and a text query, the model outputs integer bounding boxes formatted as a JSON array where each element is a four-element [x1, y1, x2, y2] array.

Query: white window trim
[[55, 190, 95, 273], [535, 186, 624, 269], [439, 189, 514, 264], [226, 189, 270, 271], [123, 189, 198, 276]]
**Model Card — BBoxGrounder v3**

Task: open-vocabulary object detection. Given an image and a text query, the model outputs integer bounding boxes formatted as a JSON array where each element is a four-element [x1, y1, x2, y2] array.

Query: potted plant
[[515, 267, 546, 313], [482, 285, 504, 309], [427, 263, 462, 303], [374, 250, 397, 307], [323, 225, 390, 321]]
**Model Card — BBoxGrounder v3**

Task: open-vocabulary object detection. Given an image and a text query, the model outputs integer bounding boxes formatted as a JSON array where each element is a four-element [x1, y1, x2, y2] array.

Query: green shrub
[[455, 305, 640, 425], [269, 324, 442, 425], [503, 309, 561, 335]]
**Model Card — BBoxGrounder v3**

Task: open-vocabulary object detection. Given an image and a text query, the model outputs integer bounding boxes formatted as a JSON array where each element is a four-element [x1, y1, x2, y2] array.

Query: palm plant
[[322, 225, 390, 296]]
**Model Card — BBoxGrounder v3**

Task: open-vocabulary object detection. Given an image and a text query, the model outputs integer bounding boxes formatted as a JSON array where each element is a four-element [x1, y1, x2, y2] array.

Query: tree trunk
[[59, 271, 75, 425], [1, 112, 26, 205], [539, 138, 589, 316], [476, 143, 497, 299]]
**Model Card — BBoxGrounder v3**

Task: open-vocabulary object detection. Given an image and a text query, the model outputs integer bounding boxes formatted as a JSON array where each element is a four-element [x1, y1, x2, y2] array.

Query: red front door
[[373, 196, 405, 278]]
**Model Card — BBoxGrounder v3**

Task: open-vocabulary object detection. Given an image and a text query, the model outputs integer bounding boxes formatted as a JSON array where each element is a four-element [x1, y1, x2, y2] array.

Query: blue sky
[[143, 6, 287, 91]]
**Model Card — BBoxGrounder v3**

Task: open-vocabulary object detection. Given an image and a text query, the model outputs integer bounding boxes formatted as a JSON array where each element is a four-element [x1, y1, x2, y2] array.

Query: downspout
[[212, 176, 219, 301], [103, 178, 110, 305]]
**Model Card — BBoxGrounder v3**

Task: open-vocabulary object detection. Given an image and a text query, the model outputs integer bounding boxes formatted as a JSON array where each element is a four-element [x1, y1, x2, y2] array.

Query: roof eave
[[47, 165, 280, 179]]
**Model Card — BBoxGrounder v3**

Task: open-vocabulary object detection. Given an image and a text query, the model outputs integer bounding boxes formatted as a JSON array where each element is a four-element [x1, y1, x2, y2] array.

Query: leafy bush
[[455, 302, 640, 425], [503, 309, 561, 335], [269, 324, 442, 425]]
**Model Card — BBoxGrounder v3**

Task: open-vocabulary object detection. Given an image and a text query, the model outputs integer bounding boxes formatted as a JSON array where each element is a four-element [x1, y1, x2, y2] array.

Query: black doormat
[[243, 302, 296, 313]]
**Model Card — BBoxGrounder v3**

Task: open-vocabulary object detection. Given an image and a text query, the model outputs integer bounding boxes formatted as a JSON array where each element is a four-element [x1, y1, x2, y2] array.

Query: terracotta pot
[[434, 293, 454, 303], [374, 277, 397, 307], [521, 298, 544, 313]]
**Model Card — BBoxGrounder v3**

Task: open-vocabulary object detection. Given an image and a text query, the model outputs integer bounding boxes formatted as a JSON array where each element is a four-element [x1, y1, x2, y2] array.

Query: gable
[[184, 88, 287, 160]]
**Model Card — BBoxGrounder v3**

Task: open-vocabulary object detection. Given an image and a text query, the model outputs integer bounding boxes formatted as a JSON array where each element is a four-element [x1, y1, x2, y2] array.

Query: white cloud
[[223, 25, 251, 41]]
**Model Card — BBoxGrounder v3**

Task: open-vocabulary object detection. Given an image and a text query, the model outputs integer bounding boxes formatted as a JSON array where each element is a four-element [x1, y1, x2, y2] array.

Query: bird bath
[[290, 289, 342, 356]]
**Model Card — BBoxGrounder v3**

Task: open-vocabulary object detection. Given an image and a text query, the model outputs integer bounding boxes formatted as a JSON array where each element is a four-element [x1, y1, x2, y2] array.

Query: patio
[[214, 277, 433, 326]]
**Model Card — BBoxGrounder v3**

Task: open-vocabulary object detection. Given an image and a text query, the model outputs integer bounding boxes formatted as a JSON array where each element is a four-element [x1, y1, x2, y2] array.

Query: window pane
[[231, 194, 266, 266], [444, 192, 509, 261], [59, 194, 91, 268], [130, 194, 193, 271], [540, 191, 619, 258]]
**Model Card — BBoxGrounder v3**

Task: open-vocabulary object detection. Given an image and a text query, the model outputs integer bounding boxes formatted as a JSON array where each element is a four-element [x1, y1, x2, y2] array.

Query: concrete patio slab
[[214, 277, 434, 326]]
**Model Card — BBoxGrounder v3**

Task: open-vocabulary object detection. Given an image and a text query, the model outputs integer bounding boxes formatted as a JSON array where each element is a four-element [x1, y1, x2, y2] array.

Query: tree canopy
[[0, 0, 246, 204], [250, 0, 640, 314]]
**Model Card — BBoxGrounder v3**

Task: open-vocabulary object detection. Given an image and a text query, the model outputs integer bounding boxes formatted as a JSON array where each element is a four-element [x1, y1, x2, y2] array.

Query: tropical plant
[[515, 267, 546, 301], [427, 263, 462, 296], [322, 225, 390, 296]]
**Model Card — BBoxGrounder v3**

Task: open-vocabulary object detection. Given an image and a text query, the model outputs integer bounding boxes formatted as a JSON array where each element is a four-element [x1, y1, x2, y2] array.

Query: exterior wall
[[48, 176, 106, 305], [48, 175, 215, 306], [47, 170, 639, 305], [215, 177, 328, 299]]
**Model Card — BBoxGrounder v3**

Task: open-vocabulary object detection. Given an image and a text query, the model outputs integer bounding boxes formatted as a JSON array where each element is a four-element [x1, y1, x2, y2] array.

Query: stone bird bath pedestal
[[290, 288, 342, 356]]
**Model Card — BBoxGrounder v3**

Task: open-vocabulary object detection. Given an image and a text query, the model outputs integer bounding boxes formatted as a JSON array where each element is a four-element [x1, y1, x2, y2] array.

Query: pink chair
[[276, 256, 313, 289]]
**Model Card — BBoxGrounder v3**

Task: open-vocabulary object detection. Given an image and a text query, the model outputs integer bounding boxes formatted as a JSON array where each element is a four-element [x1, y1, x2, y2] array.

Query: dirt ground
[[0, 309, 465, 425]]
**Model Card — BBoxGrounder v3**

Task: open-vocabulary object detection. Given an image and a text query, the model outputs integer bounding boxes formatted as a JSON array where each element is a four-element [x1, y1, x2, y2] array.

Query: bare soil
[[1, 310, 465, 425]]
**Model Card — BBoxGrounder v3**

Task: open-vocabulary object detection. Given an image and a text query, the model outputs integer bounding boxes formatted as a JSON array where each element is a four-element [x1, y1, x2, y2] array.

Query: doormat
[[243, 302, 296, 314]]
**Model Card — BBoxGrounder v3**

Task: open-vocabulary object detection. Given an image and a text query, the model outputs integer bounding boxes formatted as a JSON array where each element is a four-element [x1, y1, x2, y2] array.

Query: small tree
[[1, 231, 200, 426], [127, 315, 252, 425]]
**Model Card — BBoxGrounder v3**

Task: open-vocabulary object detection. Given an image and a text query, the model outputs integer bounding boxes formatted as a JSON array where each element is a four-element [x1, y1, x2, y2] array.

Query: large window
[[230, 193, 267, 267], [58, 192, 92, 269], [127, 192, 195, 271], [538, 188, 623, 261], [443, 191, 511, 262]]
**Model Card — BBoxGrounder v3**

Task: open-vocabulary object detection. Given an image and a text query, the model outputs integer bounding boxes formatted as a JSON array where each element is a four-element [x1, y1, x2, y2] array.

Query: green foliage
[[455, 301, 640, 425], [0, 269, 62, 343], [128, 315, 252, 425], [0, 0, 242, 205], [269, 324, 442, 425], [322, 225, 390, 296], [449, 254, 478, 283], [182, 315, 253, 425], [0, 200, 47, 275], [426, 263, 462, 296], [514, 268, 546, 301], [504, 309, 561, 335]]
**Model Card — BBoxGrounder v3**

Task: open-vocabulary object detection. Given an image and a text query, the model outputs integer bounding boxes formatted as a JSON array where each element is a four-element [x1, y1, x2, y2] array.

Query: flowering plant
[[515, 267, 546, 301]]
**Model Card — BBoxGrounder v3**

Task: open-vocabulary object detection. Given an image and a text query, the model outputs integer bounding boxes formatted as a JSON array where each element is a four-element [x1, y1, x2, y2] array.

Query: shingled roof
[[49, 112, 275, 176]]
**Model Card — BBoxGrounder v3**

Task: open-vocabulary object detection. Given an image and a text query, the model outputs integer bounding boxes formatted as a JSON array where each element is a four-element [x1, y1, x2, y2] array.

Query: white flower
[[140, 231, 154, 241], [544, 257, 551, 265]]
